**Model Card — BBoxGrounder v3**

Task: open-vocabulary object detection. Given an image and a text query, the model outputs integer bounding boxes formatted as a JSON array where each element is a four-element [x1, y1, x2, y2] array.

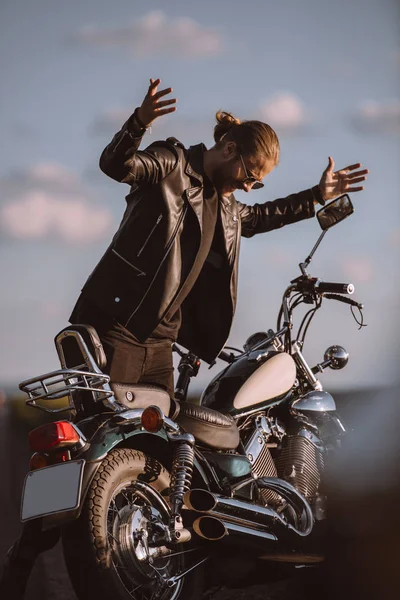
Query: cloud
[[90, 108, 132, 136], [389, 229, 400, 249], [74, 11, 224, 59], [0, 163, 113, 244], [352, 100, 400, 135], [89, 107, 211, 144], [342, 257, 374, 283], [258, 93, 311, 134]]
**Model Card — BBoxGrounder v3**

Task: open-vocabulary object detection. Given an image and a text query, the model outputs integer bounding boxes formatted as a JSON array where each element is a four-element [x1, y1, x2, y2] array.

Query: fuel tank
[[200, 348, 297, 416]]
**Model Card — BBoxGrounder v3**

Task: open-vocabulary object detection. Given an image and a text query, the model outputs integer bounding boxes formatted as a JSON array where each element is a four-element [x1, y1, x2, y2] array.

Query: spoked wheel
[[62, 449, 204, 600]]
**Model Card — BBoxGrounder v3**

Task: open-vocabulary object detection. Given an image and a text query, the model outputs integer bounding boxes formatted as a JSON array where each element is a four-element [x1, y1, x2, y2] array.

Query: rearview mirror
[[317, 194, 354, 231]]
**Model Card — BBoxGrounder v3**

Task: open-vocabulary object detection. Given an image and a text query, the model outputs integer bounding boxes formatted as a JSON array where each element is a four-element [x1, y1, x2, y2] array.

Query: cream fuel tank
[[200, 347, 297, 415]]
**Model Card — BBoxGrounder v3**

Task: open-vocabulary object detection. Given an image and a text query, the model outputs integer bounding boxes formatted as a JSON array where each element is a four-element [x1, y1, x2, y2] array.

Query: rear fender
[[42, 418, 209, 529]]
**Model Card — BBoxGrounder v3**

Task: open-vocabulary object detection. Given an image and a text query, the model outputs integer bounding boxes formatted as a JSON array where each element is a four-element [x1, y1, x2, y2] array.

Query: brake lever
[[324, 293, 363, 310]]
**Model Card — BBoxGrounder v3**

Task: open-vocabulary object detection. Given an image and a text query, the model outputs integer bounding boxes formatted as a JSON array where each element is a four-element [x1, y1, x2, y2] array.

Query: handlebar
[[218, 350, 236, 363], [290, 277, 355, 296], [315, 281, 355, 295]]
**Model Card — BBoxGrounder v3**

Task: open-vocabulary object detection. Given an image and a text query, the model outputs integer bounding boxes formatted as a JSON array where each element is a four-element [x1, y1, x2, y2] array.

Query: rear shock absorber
[[169, 433, 195, 540]]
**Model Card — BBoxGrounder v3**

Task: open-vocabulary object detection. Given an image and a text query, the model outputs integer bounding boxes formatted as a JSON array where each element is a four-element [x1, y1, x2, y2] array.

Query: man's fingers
[[154, 107, 177, 117], [345, 186, 364, 192], [153, 87, 174, 100], [324, 156, 335, 173], [155, 98, 177, 109], [344, 176, 367, 185], [345, 169, 369, 179], [148, 78, 161, 95], [339, 163, 362, 173]]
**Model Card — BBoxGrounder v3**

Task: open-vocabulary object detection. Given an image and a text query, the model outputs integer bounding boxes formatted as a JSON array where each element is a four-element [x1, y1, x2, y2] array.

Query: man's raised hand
[[319, 157, 369, 201], [137, 78, 177, 128]]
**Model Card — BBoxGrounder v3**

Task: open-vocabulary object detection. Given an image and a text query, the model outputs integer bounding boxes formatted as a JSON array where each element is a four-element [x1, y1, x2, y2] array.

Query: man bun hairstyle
[[214, 111, 242, 142], [213, 110, 280, 166]]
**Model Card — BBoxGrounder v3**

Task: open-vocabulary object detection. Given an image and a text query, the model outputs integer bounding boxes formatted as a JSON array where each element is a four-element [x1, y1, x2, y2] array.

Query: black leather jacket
[[72, 114, 318, 362]]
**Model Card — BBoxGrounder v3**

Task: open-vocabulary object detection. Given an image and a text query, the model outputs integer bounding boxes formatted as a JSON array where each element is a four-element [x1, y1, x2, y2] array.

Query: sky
[[0, 0, 399, 395]]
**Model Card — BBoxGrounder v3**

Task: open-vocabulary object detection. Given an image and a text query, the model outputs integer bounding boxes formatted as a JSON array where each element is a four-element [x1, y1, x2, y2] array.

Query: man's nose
[[243, 183, 252, 193]]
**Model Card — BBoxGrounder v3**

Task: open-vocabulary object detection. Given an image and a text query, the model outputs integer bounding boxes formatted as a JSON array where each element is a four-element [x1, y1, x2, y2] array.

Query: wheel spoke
[[130, 583, 143, 595], [122, 489, 133, 506], [153, 546, 202, 560], [107, 530, 120, 546], [110, 497, 119, 518], [105, 476, 189, 600]]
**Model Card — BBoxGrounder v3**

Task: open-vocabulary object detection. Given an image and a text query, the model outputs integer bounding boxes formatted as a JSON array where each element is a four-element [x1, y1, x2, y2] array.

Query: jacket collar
[[185, 143, 206, 184]]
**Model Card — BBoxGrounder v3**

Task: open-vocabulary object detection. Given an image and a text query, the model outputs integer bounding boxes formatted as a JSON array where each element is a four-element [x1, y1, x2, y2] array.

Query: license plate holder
[[21, 459, 85, 522]]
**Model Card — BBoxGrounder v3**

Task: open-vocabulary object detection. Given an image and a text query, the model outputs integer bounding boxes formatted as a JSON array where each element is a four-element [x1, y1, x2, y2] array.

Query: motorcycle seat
[[174, 402, 240, 450], [110, 382, 171, 415]]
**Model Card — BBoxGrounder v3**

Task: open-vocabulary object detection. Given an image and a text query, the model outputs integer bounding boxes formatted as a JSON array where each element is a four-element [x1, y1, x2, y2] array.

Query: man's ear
[[222, 140, 237, 160]]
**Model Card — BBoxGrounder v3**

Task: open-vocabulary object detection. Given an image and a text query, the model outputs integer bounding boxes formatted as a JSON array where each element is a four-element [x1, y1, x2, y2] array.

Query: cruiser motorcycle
[[14, 194, 365, 599]]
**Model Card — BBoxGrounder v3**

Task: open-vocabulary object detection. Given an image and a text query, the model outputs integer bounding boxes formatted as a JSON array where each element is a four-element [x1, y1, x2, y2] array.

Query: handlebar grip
[[175, 369, 192, 400], [218, 350, 234, 363], [316, 281, 355, 295]]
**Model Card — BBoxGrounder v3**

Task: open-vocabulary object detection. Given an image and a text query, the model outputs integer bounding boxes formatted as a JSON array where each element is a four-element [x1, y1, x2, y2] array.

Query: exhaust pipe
[[193, 515, 277, 543], [193, 516, 227, 541], [185, 484, 313, 540]]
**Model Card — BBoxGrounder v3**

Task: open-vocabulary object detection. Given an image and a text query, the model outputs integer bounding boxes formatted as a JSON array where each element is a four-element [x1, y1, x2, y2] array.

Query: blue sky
[[0, 0, 399, 394]]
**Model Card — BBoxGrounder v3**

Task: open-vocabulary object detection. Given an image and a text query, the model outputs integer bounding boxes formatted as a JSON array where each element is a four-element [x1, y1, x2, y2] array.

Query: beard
[[211, 160, 241, 196]]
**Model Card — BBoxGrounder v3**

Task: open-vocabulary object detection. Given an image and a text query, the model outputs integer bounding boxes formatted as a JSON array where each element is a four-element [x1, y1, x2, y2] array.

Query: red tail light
[[28, 421, 80, 452]]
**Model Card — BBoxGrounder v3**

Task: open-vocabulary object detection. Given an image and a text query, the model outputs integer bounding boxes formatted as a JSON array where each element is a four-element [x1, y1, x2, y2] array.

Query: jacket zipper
[[137, 214, 163, 257], [126, 206, 188, 324], [111, 249, 146, 276]]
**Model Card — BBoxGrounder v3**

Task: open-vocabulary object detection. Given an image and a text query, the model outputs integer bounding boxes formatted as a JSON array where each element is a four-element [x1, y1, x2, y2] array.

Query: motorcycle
[[13, 193, 365, 599]]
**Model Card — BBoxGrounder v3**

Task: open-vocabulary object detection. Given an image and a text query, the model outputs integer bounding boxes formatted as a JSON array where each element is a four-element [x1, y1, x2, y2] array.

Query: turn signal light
[[141, 406, 164, 433], [29, 449, 71, 471], [29, 452, 49, 470], [28, 421, 80, 452]]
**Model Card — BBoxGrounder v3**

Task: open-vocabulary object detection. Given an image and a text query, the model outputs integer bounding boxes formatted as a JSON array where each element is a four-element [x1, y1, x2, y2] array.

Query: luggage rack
[[19, 366, 114, 414], [19, 325, 124, 414]]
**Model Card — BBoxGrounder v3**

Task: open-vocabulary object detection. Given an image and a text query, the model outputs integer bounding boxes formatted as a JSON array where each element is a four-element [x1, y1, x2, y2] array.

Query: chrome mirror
[[324, 345, 349, 370], [317, 194, 354, 231], [244, 332, 269, 352]]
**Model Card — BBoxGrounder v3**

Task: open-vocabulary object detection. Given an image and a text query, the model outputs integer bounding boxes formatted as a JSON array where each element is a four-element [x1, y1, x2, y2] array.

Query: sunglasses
[[239, 154, 264, 190]]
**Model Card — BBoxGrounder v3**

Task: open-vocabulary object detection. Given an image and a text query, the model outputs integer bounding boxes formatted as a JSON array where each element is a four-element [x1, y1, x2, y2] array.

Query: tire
[[62, 448, 204, 600]]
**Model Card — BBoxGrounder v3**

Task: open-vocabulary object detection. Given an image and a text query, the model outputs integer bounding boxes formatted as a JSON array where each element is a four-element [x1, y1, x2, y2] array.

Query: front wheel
[[62, 448, 204, 600]]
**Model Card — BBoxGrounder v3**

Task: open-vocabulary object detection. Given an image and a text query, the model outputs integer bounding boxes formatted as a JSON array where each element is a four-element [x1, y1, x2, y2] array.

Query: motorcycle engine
[[242, 414, 283, 506], [242, 414, 324, 506], [275, 430, 324, 499]]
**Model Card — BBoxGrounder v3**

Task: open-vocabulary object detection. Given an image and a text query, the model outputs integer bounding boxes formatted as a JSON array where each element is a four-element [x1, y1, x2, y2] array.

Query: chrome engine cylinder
[[275, 433, 324, 499], [243, 416, 281, 506]]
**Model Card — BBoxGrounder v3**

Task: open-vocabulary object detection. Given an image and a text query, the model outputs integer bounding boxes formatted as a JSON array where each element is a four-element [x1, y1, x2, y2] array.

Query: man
[[0, 78, 369, 597], [70, 78, 368, 398]]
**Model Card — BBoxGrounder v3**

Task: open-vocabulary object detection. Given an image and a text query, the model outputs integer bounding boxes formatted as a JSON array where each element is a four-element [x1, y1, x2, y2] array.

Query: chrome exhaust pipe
[[193, 515, 277, 543], [193, 516, 227, 541], [185, 488, 283, 533], [185, 484, 313, 540]]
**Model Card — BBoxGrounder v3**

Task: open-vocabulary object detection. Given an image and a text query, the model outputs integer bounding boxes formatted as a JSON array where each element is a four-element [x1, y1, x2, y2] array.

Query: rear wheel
[[62, 448, 204, 600]]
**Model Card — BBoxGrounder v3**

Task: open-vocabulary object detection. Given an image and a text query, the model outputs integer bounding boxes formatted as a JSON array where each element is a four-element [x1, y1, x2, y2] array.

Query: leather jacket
[[72, 113, 319, 362]]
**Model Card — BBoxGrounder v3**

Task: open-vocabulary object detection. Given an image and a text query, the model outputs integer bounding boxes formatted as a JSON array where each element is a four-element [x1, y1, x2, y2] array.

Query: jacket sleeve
[[99, 112, 179, 186], [238, 186, 319, 238]]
